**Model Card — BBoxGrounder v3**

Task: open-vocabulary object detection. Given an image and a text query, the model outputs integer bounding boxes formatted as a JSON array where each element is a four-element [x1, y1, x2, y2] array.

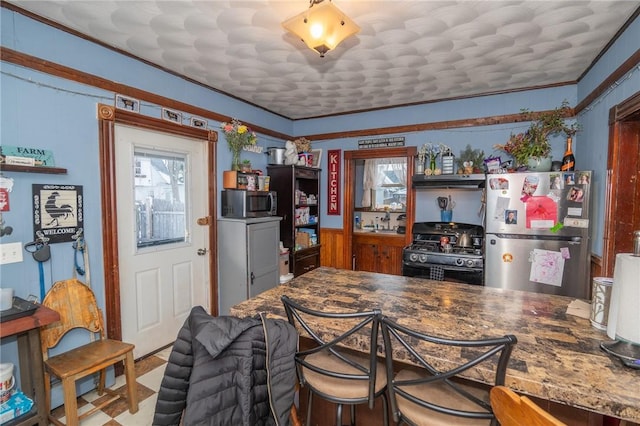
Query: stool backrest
[[490, 386, 567, 426], [281, 295, 383, 409], [381, 316, 517, 422], [40, 279, 104, 357]]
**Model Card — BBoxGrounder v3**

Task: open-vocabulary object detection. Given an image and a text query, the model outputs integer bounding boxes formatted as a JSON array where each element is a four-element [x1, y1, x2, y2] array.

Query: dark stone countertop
[[230, 267, 640, 422]]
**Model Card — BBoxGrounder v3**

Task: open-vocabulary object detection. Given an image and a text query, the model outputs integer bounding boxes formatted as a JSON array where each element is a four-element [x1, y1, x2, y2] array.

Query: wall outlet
[[0, 242, 23, 264]]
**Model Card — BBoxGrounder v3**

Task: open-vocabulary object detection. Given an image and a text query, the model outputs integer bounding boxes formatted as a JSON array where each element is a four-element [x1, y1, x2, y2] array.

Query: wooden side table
[[1, 305, 60, 426]]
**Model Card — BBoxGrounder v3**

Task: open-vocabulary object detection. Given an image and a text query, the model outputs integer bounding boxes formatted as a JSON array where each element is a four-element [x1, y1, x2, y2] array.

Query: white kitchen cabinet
[[218, 216, 281, 314]]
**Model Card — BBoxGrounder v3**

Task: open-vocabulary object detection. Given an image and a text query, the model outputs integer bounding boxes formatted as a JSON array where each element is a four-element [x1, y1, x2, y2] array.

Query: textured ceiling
[[8, 1, 640, 120]]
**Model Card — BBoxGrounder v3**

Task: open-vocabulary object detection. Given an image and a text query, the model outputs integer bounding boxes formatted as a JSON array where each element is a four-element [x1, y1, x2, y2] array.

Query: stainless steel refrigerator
[[484, 171, 591, 299]]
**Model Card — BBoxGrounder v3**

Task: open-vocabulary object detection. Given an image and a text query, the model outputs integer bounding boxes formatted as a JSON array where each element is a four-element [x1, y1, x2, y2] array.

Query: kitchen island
[[230, 267, 639, 423]]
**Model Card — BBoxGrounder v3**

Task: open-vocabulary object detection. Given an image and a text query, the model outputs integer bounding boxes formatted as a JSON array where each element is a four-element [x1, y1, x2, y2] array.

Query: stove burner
[[402, 221, 485, 285]]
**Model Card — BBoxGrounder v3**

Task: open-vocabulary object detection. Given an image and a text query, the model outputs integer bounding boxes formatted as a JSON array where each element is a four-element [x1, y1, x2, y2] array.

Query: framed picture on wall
[[32, 184, 84, 244], [162, 108, 182, 124], [115, 94, 140, 112], [190, 117, 207, 129], [311, 149, 322, 168]]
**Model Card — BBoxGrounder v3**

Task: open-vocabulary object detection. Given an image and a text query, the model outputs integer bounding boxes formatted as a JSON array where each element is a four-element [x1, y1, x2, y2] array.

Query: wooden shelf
[[0, 164, 67, 174]]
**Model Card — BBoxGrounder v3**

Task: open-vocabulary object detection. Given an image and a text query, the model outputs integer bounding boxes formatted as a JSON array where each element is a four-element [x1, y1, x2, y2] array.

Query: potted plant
[[494, 101, 575, 171], [455, 144, 485, 174], [241, 159, 252, 172], [293, 137, 312, 154], [220, 118, 257, 171]]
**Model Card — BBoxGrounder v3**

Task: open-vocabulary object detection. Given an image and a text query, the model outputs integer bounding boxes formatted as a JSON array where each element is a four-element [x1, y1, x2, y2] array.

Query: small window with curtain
[[361, 158, 407, 211]]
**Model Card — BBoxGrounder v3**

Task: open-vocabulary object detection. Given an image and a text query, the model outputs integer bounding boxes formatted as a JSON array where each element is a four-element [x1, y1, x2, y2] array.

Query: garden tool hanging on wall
[[24, 231, 51, 302], [71, 228, 91, 287]]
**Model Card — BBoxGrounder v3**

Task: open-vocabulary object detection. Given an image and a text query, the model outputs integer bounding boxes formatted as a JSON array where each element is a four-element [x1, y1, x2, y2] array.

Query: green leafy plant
[[494, 100, 579, 167], [456, 144, 485, 171]]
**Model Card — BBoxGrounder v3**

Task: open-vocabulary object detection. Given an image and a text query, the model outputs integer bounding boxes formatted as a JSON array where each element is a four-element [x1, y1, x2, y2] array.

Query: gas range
[[402, 222, 484, 285]]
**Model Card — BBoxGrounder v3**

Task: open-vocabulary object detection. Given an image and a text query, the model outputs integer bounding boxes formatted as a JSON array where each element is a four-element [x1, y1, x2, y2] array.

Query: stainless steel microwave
[[221, 189, 277, 218]]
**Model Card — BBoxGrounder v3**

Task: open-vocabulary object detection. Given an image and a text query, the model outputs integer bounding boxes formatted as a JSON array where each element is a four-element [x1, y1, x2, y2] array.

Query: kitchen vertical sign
[[327, 149, 341, 215]]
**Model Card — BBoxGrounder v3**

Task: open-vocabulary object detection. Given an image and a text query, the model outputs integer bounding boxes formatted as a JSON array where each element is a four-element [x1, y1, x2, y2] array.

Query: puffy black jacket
[[153, 306, 298, 426]]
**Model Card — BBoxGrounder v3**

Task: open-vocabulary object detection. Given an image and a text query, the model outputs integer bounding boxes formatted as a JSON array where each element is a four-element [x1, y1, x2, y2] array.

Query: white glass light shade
[[282, 1, 360, 57]]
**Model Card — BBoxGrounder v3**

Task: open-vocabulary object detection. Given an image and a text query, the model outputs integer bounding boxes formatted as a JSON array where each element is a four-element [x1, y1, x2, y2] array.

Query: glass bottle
[[561, 137, 575, 171]]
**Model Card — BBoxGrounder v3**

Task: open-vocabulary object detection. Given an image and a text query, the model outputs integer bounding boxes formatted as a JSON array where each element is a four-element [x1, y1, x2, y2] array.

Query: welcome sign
[[32, 184, 84, 243]]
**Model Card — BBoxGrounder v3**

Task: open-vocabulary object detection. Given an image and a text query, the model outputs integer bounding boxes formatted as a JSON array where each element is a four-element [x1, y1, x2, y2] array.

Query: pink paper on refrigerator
[[525, 196, 557, 229]]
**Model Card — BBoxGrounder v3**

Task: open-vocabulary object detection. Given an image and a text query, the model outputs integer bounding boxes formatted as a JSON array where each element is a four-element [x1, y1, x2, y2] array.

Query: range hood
[[412, 174, 485, 189]]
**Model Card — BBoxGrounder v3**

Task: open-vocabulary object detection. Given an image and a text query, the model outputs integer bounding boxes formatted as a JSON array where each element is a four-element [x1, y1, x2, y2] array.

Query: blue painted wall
[[575, 16, 640, 255], [1, 6, 638, 407]]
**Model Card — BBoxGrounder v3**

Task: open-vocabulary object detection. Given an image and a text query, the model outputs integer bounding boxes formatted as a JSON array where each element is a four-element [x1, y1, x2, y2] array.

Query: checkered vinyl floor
[[49, 347, 171, 426]]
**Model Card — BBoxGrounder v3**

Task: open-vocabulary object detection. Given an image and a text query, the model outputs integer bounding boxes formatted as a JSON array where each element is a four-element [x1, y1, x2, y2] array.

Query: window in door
[[133, 149, 188, 249]]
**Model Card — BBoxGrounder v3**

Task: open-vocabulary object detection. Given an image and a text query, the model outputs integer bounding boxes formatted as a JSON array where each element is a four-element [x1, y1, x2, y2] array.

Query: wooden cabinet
[[0, 306, 60, 426], [217, 217, 281, 314], [353, 233, 405, 275], [267, 165, 321, 277], [294, 246, 320, 276]]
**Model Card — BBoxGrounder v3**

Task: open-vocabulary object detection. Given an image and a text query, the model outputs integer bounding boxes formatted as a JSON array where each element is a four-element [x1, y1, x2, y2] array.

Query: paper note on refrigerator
[[525, 196, 558, 228], [493, 196, 510, 221], [529, 249, 565, 287]]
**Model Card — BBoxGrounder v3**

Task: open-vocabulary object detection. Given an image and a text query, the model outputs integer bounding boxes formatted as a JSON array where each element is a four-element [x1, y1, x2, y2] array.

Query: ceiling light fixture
[[282, 0, 360, 58]]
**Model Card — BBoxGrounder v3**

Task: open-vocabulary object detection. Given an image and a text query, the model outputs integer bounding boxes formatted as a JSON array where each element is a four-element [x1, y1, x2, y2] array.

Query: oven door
[[402, 261, 484, 285]]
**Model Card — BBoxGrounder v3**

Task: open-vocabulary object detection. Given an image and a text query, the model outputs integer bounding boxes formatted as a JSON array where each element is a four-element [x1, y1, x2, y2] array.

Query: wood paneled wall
[[320, 228, 348, 270]]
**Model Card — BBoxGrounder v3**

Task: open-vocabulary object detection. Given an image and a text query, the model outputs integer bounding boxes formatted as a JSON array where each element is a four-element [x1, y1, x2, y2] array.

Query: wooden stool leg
[[61, 377, 79, 426], [44, 371, 52, 417], [124, 351, 139, 413], [97, 368, 106, 395]]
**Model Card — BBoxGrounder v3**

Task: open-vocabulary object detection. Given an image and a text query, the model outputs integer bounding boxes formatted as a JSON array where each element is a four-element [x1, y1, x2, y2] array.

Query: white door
[[115, 124, 209, 358]]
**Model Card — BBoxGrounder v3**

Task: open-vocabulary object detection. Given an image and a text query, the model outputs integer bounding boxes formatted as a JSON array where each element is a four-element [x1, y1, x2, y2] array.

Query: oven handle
[[402, 261, 483, 273]]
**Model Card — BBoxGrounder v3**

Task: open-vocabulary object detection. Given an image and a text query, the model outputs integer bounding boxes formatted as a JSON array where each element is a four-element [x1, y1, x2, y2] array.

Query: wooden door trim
[[97, 104, 218, 344], [342, 147, 417, 270], [602, 91, 640, 276]]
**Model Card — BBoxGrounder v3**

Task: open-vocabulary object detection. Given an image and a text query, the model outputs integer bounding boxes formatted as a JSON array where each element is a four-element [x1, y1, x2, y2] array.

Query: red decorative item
[[0, 188, 9, 212], [327, 149, 341, 215]]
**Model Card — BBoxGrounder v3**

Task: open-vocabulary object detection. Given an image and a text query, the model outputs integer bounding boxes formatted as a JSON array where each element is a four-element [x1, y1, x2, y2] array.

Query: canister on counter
[[590, 277, 613, 330]]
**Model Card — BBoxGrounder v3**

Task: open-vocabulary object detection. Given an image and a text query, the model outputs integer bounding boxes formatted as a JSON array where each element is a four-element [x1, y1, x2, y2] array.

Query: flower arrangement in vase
[[418, 142, 450, 175], [220, 118, 257, 170], [494, 100, 578, 171]]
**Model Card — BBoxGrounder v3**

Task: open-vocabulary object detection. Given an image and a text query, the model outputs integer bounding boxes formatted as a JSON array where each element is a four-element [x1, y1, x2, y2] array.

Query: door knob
[[197, 248, 208, 256], [197, 216, 211, 225]]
